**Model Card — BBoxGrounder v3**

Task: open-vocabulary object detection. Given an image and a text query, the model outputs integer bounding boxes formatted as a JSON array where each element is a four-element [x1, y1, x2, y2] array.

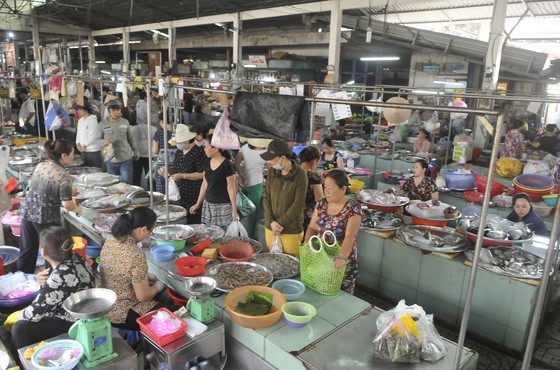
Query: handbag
[[300, 230, 346, 295], [211, 108, 240, 150]]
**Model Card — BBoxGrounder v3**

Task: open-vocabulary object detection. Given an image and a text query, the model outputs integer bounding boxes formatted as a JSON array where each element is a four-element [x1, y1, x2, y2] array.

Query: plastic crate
[[137, 308, 187, 347]]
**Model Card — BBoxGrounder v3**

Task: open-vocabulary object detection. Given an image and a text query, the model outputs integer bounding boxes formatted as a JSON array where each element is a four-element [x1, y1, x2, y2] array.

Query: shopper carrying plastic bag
[[225, 220, 248, 238]]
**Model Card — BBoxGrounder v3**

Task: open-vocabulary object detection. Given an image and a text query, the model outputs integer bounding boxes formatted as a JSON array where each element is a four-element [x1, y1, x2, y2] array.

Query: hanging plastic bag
[[168, 178, 181, 201], [211, 108, 240, 150], [269, 235, 283, 254], [44, 99, 69, 131], [236, 191, 256, 217], [103, 144, 115, 162], [417, 314, 447, 362], [225, 220, 249, 238], [372, 314, 421, 363]]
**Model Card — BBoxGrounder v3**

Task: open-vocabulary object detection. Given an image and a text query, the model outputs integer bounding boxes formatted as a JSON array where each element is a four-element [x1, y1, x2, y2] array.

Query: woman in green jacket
[[261, 140, 308, 257]]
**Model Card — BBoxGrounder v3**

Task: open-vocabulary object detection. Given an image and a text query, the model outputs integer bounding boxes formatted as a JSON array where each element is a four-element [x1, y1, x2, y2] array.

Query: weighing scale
[[63, 288, 119, 368], [185, 277, 217, 324]]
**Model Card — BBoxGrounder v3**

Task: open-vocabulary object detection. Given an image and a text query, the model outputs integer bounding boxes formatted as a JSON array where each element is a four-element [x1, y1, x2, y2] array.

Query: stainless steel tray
[[361, 209, 404, 231], [152, 204, 187, 223], [63, 288, 117, 319], [250, 253, 300, 279], [151, 224, 195, 241], [396, 225, 467, 253], [206, 262, 273, 292], [190, 224, 226, 242], [80, 195, 130, 210], [66, 166, 103, 177], [75, 172, 119, 187], [465, 247, 550, 279]]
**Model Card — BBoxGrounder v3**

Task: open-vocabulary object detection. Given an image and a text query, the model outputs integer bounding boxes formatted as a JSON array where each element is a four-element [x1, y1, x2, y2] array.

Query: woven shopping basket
[[300, 230, 346, 295]]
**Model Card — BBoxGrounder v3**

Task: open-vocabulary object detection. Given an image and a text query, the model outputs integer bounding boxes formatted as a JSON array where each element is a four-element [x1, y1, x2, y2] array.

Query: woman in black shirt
[[528, 124, 559, 155], [189, 134, 238, 227]]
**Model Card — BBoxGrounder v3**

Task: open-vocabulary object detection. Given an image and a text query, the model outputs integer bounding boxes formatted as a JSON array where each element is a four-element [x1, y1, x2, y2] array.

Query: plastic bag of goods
[[373, 313, 420, 363], [495, 157, 523, 178], [376, 299, 426, 330], [417, 314, 447, 362], [523, 160, 552, 177]]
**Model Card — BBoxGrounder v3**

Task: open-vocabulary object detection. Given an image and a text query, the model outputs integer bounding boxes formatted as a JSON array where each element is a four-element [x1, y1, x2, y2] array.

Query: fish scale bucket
[[300, 231, 346, 295]]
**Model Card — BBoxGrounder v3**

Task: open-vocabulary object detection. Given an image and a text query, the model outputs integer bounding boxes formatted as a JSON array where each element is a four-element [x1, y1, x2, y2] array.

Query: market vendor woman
[[401, 159, 439, 201], [506, 193, 549, 236], [18, 139, 82, 273]]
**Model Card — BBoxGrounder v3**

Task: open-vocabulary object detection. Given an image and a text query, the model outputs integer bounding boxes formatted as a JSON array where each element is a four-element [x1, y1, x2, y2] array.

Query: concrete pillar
[[482, 0, 508, 91], [122, 27, 130, 73], [88, 34, 96, 76], [233, 13, 242, 71], [168, 27, 176, 71], [327, 1, 342, 83]]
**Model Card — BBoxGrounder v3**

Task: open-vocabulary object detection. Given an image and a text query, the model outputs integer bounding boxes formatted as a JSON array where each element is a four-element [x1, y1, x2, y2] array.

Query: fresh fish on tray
[[396, 225, 467, 253], [458, 214, 533, 242], [465, 247, 547, 279], [361, 209, 403, 230], [81, 194, 129, 210]]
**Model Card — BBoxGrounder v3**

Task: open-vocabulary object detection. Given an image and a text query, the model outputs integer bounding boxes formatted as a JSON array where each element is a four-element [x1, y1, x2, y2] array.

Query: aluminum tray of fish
[[250, 253, 300, 279], [206, 262, 273, 292], [457, 215, 533, 243], [190, 224, 225, 242], [80, 194, 130, 210], [464, 247, 549, 279], [74, 186, 107, 200], [214, 236, 264, 254], [125, 190, 165, 205], [396, 225, 467, 253], [360, 209, 403, 231], [75, 172, 119, 187], [151, 225, 195, 241], [152, 204, 187, 223]]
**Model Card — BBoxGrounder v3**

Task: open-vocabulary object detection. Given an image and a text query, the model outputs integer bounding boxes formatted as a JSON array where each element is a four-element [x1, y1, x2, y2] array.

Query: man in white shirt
[[18, 90, 36, 133], [75, 102, 104, 169], [135, 89, 148, 125]]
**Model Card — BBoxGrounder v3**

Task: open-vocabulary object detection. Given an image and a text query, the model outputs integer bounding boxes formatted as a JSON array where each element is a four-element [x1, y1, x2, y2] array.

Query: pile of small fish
[[208, 262, 273, 291], [465, 247, 545, 279], [152, 205, 187, 222], [458, 215, 532, 241], [361, 210, 403, 230], [397, 226, 466, 253]]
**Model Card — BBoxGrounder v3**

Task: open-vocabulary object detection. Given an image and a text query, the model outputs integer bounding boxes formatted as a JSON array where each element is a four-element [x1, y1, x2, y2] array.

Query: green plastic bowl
[[281, 302, 316, 328], [155, 238, 186, 252]]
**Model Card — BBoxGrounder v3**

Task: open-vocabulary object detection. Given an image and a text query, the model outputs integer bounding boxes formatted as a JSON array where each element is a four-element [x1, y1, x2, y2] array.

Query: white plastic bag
[[168, 178, 181, 201], [225, 220, 248, 238], [376, 299, 426, 330], [103, 144, 115, 162], [269, 235, 283, 254], [211, 108, 240, 150], [523, 160, 551, 177], [417, 314, 447, 362]]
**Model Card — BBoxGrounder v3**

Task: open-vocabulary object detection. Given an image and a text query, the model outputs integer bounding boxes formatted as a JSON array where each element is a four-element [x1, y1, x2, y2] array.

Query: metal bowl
[[63, 288, 117, 319], [184, 277, 217, 297]]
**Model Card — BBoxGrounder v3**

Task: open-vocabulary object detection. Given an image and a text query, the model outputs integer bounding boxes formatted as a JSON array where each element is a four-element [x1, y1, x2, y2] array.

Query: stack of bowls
[[542, 194, 558, 207], [513, 174, 554, 201]]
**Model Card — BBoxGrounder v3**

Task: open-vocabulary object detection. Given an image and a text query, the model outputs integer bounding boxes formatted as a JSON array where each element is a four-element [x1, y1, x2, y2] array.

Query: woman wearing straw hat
[[235, 137, 270, 238]]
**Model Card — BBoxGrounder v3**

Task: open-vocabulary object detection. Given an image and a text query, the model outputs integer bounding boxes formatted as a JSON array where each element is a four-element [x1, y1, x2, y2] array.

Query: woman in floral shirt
[[502, 119, 526, 158], [101, 207, 176, 330], [304, 170, 362, 294], [401, 159, 439, 201], [11, 226, 95, 349]]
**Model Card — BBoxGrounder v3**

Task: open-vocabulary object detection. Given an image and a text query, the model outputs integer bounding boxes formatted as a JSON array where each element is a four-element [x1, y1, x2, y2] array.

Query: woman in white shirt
[[234, 138, 270, 238], [75, 103, 104, 169]]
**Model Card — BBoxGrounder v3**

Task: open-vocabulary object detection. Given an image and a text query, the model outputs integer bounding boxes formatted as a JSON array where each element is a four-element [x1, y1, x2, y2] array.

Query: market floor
[[355, 286, 560, 370]]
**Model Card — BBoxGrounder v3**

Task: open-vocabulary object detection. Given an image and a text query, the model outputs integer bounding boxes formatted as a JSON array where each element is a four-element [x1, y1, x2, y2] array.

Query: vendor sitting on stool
[[507, 193, 549, 236], [100, 207, 178, 331], [8, 226, 95, 350], [401, 159, 439, 202]]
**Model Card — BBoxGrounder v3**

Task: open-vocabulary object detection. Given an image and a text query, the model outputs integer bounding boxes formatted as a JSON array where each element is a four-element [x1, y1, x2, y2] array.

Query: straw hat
[[240, 137, 273, 148]]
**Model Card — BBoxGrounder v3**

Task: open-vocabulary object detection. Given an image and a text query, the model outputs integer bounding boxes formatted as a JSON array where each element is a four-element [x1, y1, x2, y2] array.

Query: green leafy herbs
[[233, 290, 273, 316]]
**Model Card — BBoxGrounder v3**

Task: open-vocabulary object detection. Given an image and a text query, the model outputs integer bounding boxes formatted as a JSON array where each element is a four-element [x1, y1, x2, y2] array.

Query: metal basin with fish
[[190, 224, 225, 242], [153, 204, 187, 223], [63, 288, 117, 319], [465, 247, 550, 279], [361, 209, 403, 231], [396, 225, 467, 253], [151, 225, 195, 242]]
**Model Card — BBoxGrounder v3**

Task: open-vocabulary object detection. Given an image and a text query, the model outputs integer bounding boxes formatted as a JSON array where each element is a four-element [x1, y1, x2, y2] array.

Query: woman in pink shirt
[[414, 129, 431, 154]]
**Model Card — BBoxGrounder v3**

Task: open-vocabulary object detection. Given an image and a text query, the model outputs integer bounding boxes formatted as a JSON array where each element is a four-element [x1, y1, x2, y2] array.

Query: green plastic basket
[[300, 231, 346, 295]]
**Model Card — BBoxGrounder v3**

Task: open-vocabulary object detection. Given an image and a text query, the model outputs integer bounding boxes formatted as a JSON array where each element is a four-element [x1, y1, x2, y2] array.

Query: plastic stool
[[116, 328, 140, 346]]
